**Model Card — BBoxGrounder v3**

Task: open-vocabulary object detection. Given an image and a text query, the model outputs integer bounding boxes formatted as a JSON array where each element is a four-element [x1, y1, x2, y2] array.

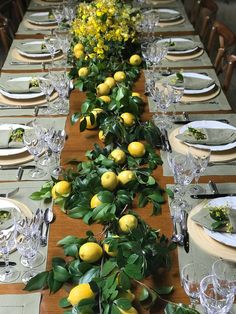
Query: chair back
[[222, 54, 236, 93]]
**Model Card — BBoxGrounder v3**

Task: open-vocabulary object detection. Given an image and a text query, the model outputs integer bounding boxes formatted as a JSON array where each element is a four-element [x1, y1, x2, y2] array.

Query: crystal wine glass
[[212, 259, 236, 296], [38, 76, 55, 114], [52, 5, 64, 28], [181, 263, 209, 308], [188, 147, 211, 194], [200, 275, 235, 314], [55, 29, 72, 66], [23, 128, 47, 179], [0, 228, 19, 282], [44, 34, 57, 65], [48, 129, 66, 177]]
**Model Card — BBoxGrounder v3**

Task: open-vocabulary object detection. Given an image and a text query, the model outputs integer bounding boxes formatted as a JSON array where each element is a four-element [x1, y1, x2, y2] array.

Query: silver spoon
[[40, 207, 55, 247]]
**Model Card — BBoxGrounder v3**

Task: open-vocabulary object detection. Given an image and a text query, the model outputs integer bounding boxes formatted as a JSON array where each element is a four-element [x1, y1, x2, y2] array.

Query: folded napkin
[[159, 11, 181, 21], [168, 41, 198, 52], [0, 79, 41, 94], [0, 128, 25, 149], [192, 206, 236, 233], [18, 43, 49, 54], [176, 128, 236, 146], [28, 13, 56, 23]]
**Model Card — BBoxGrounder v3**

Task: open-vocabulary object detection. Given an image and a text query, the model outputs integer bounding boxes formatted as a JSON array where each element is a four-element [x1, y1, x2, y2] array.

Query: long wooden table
[[0, 1, 236, 313]]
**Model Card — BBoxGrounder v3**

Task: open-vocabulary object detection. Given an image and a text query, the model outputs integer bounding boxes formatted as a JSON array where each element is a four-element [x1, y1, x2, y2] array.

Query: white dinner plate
[[0, 199, 21, 231], [203, 196, 236, 248], [157, 37, 199, 55], [27, 12, 56, 25], [178, 120, 236, 151], [0, 77, 44, 100], [167, 72, 215, 94], [157, 8, 181, 21], [17, 40, 53, 58], [0, 124, 30, 156]]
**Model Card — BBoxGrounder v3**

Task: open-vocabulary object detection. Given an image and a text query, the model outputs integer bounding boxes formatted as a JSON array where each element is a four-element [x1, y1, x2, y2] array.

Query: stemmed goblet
[[200, 275, 235, 314], [55, 29, 72, 66], [188, 147, 211, 194], [52, 5, 64, 28], [181, 263, 209, 308], [48, 129, 66, 177], [38, 76, 55, 114], [44, 34, 57, 65], [23, 128, 47, 179], [0, 228, 19, 282], [212, 259, 236, 296]]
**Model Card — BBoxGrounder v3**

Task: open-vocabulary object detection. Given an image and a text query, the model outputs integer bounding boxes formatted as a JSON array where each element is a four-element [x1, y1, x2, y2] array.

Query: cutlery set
[[160, 130, 172, 152], [171, 209, 189, 253]]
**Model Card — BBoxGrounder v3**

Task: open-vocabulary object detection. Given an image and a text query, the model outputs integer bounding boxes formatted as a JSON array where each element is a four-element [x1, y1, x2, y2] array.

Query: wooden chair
[[194, 0, 218, 44], [207, 20, 236, 74], [0, 13, 13, 68], [0, 0, 23, 34], [222, 54, 236, 93]]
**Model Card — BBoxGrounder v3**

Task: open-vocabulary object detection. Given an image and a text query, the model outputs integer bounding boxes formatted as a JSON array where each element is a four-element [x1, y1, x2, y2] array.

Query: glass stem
[[4, 251, 10, 276]]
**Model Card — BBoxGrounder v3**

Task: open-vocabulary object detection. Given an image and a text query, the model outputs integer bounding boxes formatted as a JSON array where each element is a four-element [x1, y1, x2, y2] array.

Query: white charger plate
[[157, 8, 182, 21], [179, 120, 236, 151], [168, 72, 215, 94], [0, 199, 21, 231], [17, 40, 53, 58], [157, 37, 199, 55], [27, 12, 56, 25], [0, 77, 44, 100], [203, 197, 236, 248]]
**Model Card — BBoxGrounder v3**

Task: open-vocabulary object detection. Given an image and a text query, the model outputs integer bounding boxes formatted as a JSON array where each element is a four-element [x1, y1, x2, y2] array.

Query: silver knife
[[174, 119, 229, 125], [0, 105, 48, 110], [191, 193, 236, 199], [0, 261, 16, 267], [0, 165, 35, 170], [208, 180, 219, 194], [163, 129, 172, 153]]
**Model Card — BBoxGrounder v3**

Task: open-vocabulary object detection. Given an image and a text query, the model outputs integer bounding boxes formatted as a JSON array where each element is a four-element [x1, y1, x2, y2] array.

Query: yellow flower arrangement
[[72, 0, 140, 60]]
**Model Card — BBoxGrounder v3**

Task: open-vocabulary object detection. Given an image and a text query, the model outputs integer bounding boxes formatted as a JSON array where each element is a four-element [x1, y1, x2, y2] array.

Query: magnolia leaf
[[139, 286, 150, 302], [48, 271, 64, 294], [148, 193, 164, 203], [124, 264, 143, 280], [53, 266, 70, 282], [111, 304, 122, 314], [79, 267, 100, 284], [63, 311, 73, 314], [71, 112, 81, 125], [64, 244, 78, 257], [24, 271, 49, 291], [155, 286, 174, 295], [57, 235, 80, 246], [74, 80, 84, 91], [127, 254, 139, 264], [119, 271, 131, 290], [97, 190, 114, 203], [80, 118, 87, 132], [115, 298, 132, 310], [52, 257, 66, 268], [59, 297, 71, 308], [102, 260, 118, 277], [166, 188, 174, 199]]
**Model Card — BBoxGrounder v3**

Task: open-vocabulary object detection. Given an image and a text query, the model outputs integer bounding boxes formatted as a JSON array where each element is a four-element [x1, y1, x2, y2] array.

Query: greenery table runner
[[0, 181, 51, 284]]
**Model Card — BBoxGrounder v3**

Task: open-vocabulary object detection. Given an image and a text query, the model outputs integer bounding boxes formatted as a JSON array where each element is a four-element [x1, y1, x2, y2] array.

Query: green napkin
[[168, 41, 198, 52], [0, 128, 25, 148], [159, 11, 181, 21], [191, 207, 236, 233], [176, 128, 236, 145], [0, 79, 41, 94], [18, 43, 49, 54], [28, 13, 56, 23]]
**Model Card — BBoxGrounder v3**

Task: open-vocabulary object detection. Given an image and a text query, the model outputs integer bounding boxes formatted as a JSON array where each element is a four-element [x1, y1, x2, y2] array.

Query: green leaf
[[97, 190, 114, 203], [52, 257, 66, 268], [156, 286, 174, 295], [164, 303, 201, 314], [119, 271, 131, 290], [80, 117, 87, 132], [139, 287, 149, 302], [102, 260, 118, 277], [79, 267, 100, 284], [57, 236, 79, 246], [48, 271, 63, 294], [115, 298, 132, 310], [124, 264, 143, 280], [53, 265, 70, 282], [24, 271, 49, 291], [59, 297, 71, 308], [64, 244, 79, 257], [166, 188, 174, 199]]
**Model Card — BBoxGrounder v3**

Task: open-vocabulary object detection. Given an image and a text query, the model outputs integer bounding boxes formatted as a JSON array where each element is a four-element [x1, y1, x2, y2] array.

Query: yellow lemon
[[73, 43, 84, 52], [128, 141, 146, 158], [118, 306, 138, 314], [117, 170, 136, 185], [114, 71, 126, 82], [78, 67, 89, 78], [103, 235, 119, 257], [120, 112, 135, 127], [132, 92, 141, 98], [51, 181, 71, 199], [67, 283, 95, 306], [96, 83, 111, 96], [80, 108, 103, 130], [101, 171, 118, 191], [79, 242, 103, 263], [110, 149, 126, 165], [129, 54, 142, 66], [90, 193, 102, 208], [98, 130, 106, 142], [99, 95, 111, 103], [104, 77, 116, 89], [74, 49, 85, 59], [119, 214, 138, 233]]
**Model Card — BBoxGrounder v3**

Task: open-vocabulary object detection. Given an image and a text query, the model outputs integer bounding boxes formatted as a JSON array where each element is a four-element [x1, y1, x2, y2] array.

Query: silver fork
[[0, 187, 19, 198]]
